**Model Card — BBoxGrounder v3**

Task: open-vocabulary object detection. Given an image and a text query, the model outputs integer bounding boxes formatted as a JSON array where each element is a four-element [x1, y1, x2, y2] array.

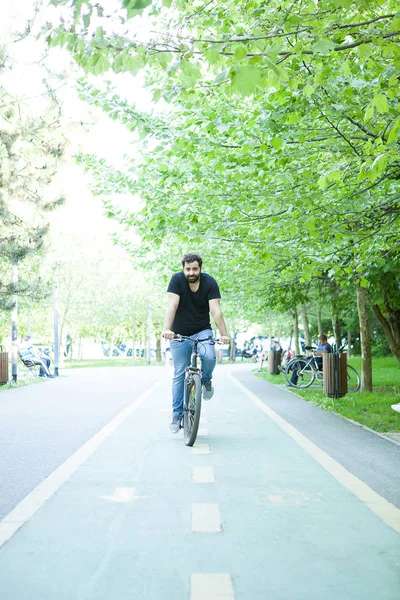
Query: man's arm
[[163, 292, 180, 340], [209, 298, 229, 343]]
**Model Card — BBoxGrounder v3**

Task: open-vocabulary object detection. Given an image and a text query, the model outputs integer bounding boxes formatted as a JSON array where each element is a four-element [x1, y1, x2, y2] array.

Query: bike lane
[[0, 365, 398, 599]]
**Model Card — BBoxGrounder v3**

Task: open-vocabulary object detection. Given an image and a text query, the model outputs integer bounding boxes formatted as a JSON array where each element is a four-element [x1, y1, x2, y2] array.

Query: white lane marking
[[229, 372, 400, 535], [193, 443, 210, 455], [192, 467, 215, 484], [191, 504, 221, 532], [226, 409, 238, 413], [198, 428, 208, 437], [100, 487, 150, 503], [191, 574, 235, 600], [0, 380, 163, 549]]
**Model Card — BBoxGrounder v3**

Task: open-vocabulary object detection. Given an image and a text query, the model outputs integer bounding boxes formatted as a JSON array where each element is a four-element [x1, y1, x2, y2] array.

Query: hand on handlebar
[[163, 329, 175, 340], [219, 335, 230, 344]]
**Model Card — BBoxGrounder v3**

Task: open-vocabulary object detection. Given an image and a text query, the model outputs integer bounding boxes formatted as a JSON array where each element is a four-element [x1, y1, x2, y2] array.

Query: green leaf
[[123, 0, 152, 18], [364, 105, 374, 122], [387, 118, 400, 143], [90, 53, 110, 75], [303, 84, 314, 98], [213, 68, 231, 86], [162, 0, 172, 6], [373, 93, 389, 114], [312, 40, 336, 56], [234, 45, 247, 61], [231, 66, 261, 96], [204, 48, 220, 65], [271, 137, 283, 150]]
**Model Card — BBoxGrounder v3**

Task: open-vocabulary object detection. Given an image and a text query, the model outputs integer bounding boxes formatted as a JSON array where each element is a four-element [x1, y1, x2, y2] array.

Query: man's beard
[[185, 274, 200, 284]]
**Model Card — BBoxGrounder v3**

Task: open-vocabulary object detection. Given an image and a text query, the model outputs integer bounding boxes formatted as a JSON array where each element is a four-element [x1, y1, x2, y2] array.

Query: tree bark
[[347, 332, 352, 359], [372, 303, 400, 363], [300, 304, 312, 347], [292, 310, 300, 354], [356, 285, 373, 391], [316, 308, 323, 336], [331, 284, 342, 347]]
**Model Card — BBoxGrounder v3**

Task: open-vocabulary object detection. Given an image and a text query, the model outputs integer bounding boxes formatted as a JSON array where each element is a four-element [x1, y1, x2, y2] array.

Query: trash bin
[[268, 349, 281, 375], [323, 352, 347, 398], [0, 346, 8, 385]]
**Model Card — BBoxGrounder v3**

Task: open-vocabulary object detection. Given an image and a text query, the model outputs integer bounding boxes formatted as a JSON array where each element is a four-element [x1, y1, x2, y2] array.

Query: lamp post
[[53, 286, 59, 376], [11, 261, 18, 382], [145, 296, 153, 366]]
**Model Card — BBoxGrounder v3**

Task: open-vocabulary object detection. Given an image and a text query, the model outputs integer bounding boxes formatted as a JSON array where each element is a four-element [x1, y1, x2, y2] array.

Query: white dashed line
[[191, 504, 222, 532], [193, 443, 210, 455], [0, 381, 163, 549], [190, 574, 235, 599], [198, 428, 208, 437], [192, 467, 215, 484]]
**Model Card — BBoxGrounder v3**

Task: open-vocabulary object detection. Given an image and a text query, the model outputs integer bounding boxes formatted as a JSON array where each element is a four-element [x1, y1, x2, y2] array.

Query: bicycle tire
[[346, 364, 360, 392], [183, 372, 202, 446], [285, 358, 315, 389]]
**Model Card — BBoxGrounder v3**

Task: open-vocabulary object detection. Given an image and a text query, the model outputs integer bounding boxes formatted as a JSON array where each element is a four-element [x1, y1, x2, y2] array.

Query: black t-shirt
[[167, 271, 221, 336]]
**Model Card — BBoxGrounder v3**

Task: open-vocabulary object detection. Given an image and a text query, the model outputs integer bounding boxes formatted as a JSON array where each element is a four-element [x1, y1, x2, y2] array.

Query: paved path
[[0, 365, 399, 599]]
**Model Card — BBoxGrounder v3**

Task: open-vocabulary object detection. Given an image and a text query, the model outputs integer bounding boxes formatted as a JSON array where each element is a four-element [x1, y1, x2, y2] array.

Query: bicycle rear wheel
[[183, 372, 202, 446], [285, 358, 315, 389], [346, 365, 360, 392]]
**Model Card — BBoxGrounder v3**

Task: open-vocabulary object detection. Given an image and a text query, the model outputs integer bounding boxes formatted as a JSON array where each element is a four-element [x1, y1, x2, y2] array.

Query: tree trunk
[[230, 327, 237, 362], [316, 308, 323, 336], [331, 284, 342, 347], [156, 334, 162, 362], [347, 332, 352, 359], [356, 285, 373, 391], [131, 320, 136, 365], [300, 304, 312, 347], [292, 310, 300, 354], [372, 303, 400, 362]]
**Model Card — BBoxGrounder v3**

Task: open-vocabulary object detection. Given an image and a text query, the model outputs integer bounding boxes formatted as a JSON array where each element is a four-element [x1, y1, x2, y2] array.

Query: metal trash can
[[268, 349, 281, 375], [0, 346, 9, 385], [323, 352, 347, 398]]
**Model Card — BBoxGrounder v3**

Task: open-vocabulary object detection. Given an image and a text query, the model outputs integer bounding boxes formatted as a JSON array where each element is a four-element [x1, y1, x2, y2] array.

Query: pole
[[53, 286, 59, 376], [147, 302, 152, 366], [27, 306, 31, 336], [11, 261, 18, 382]]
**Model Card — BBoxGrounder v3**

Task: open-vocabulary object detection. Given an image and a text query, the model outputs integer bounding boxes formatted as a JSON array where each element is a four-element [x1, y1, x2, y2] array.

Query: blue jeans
[[170, 328, 216, 418]]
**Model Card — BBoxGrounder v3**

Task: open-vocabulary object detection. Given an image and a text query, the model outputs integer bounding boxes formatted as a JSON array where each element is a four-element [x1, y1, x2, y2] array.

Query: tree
[[45, 1, 400, 386]]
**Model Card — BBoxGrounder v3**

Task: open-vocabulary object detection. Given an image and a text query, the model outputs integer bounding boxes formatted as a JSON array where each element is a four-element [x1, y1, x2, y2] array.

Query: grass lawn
[[256, 356, 400, 433]]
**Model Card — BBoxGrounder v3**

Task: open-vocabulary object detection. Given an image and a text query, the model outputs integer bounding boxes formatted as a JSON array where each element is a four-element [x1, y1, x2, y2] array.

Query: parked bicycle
[[174, 334, 218, 446], [284, 346, 360, 392]]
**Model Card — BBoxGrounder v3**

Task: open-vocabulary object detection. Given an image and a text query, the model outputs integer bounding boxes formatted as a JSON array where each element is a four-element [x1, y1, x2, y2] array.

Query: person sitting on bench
[[19, 335, 55, 378]]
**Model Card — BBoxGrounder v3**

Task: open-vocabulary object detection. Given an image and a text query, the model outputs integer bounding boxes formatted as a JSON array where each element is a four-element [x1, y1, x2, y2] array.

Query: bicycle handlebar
[[173, 334, 220, 344]]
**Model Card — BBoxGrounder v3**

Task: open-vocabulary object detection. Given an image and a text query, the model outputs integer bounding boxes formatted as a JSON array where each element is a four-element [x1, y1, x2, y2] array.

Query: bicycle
[[174, 334, 218, 446], [284, 346, 360, 392]]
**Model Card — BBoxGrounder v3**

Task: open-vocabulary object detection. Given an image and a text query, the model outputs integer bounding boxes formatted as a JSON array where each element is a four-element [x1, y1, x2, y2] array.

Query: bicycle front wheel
[[285, 358, 315, 389], [183, 372, 202, 446], [347, 365, 360, 392]]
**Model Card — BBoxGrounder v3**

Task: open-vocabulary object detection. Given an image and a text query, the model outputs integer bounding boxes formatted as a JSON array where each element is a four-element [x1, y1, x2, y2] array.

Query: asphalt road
[[0, 364, 399, 599]]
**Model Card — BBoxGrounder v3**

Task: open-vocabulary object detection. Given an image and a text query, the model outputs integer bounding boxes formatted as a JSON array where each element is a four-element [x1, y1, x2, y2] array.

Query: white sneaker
[[391, 403, 400, 413]]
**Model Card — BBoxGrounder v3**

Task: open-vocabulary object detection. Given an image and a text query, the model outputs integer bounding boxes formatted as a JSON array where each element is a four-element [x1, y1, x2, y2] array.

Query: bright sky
[[1, 0, 151, 254]]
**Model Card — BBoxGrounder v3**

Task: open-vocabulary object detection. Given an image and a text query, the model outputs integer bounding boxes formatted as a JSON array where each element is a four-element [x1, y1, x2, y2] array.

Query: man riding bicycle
[[163, 253, 229, 433]]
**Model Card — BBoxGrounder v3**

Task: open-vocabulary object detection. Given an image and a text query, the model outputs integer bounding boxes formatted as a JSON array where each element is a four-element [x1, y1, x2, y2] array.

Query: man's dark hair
[[182, 253, 202, 267], [319, 334, 328, 342]]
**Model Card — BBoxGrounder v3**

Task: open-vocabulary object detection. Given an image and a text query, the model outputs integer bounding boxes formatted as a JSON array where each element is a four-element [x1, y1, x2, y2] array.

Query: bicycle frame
[[174, 334, 216, 446]]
